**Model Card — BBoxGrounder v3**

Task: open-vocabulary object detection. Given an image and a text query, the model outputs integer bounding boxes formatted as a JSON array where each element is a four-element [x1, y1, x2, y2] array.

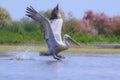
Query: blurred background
[[0, 0, 120, 44]]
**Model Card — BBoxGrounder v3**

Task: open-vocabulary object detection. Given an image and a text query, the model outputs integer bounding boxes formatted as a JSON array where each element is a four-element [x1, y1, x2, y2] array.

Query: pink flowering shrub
[[65, 10, 120, 35]]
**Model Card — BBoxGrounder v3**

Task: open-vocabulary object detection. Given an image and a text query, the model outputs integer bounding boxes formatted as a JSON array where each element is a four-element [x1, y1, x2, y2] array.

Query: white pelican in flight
[[26, 4, 80, 60]]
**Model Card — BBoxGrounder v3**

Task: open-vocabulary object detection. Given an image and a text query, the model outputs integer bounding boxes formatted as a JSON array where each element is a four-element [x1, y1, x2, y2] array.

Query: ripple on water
[[0, 51, 120, 80]]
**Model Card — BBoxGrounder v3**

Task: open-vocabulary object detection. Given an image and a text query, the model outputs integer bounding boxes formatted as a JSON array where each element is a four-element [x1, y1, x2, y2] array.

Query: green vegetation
[[0, 21, 45, 43], [0, 7, 11, 28], [71, 33, 120, 43], [0, 7, 120, 44], [0, 22, 119, 43]]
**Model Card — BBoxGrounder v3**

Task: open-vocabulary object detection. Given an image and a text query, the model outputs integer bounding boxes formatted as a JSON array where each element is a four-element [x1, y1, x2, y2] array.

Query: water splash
[[16, 50, 31, 60], [10, 45, 36, 60]]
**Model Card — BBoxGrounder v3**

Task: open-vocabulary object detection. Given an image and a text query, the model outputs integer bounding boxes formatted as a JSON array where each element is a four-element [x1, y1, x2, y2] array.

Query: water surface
[[0, 50, 120, 80]]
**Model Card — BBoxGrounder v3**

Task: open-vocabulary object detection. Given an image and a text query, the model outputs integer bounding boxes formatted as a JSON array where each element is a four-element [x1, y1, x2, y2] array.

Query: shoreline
[[0, 44, 120, 53]]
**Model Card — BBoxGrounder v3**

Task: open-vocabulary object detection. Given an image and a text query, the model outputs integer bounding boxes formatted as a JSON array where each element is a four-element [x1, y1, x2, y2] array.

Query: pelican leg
[[40, 51, 52, 56], [53, 55, 62, 61], [56, 46, 67, 59], [53, 53, 62, 61], [56, 53, 65, 59], [53, 48, 62, 61], [56, 55, 65, 59]]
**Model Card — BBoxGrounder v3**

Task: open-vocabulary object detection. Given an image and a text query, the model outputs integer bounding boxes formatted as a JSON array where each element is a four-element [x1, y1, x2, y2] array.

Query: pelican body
[[26, 5, 80, 60]]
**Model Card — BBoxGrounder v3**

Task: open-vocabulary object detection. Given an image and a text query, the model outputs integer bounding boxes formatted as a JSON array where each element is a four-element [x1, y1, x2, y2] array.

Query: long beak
[[67, 37, 81, 47]]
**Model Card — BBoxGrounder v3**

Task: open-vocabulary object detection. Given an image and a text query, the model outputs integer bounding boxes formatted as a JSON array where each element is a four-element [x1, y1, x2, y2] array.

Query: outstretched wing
[[26, 6, 50, 40]]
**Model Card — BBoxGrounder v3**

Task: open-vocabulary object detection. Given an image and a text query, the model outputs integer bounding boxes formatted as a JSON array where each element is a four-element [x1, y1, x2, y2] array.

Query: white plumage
[[26, 5, 80, 60]]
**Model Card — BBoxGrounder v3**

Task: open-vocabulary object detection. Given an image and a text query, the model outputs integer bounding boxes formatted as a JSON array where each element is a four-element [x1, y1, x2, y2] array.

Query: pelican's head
[[50, 4, 61, 20]]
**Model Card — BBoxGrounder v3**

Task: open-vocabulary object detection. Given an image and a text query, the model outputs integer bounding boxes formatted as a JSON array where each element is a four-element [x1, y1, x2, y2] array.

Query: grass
[[0, 21, 45, 43], [0, 31, 45, 43], [0, 21, 120, 44], [0, 31, 120, 44], [71, 33, 120, 43]]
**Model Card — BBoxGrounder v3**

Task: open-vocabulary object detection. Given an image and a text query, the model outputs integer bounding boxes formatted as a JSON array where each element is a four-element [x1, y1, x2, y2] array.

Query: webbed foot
[[53, 56, 62, 61], [53, 55, 62, 61], [57, 55, 65, 59]]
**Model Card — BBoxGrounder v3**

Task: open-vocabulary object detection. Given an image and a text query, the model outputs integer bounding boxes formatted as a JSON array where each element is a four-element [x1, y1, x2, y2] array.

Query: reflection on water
[[44, 60, 61, 65], [0, 50, 120, 80]]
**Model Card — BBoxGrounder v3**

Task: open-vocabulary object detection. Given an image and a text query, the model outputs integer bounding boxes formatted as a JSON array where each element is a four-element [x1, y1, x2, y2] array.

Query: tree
[[0, 7, 11, 28]]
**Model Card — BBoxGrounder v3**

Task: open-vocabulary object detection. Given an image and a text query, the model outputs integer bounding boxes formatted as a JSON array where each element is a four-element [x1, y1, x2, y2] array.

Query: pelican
[[26, 4, 80, 60]]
